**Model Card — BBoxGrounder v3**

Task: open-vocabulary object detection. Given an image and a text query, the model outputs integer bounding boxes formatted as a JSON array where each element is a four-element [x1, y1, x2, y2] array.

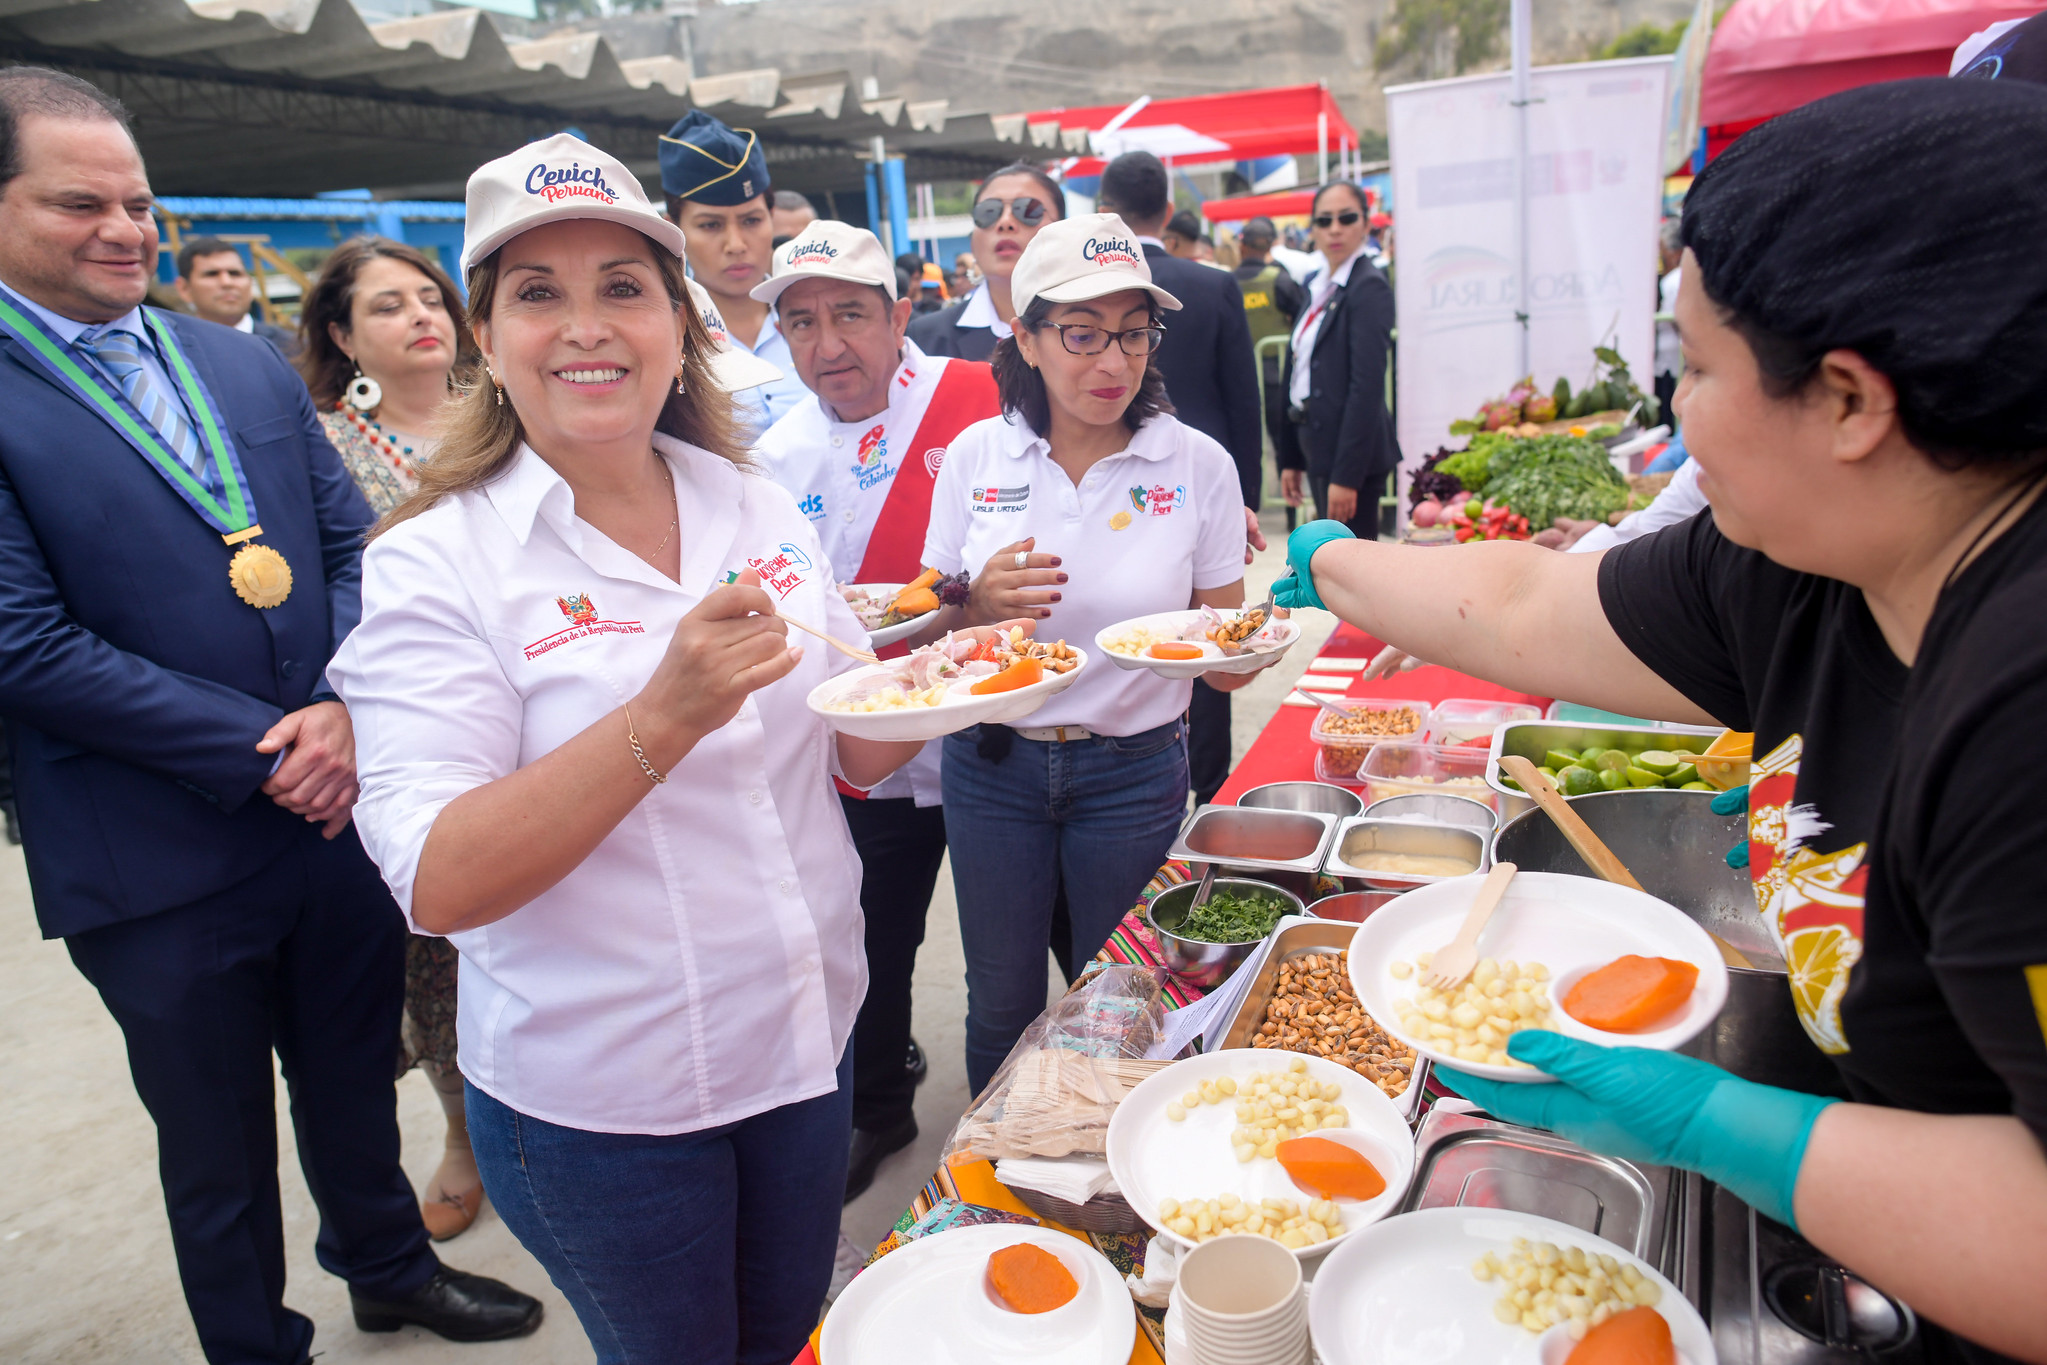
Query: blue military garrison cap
[[659, 110, 770, 206]]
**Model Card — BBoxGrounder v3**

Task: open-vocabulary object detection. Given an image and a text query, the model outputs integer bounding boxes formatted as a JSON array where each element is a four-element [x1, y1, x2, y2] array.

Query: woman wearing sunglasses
[[908, 162, 1065, 363], [911, 214, 1269, 1093], [1276, 181, 1399, 538]]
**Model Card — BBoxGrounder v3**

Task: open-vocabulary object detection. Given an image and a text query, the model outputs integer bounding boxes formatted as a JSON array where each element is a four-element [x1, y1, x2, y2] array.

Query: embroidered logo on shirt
[[850, 424, 896, 491], [1747, 734, 1867, 1056], [524, 593, 645, 660], [1128, 483, 1187, 516], [744, 542, 814, 598], [797, 492, 826, 521], [972, 484, 1030, 513]]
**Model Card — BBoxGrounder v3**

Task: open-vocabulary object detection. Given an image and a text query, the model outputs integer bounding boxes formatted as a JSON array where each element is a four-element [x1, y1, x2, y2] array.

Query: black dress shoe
[[844, 1116, 918, 1204], [905, 1037, 928, 1087], [351, 1266, 544, 1342]]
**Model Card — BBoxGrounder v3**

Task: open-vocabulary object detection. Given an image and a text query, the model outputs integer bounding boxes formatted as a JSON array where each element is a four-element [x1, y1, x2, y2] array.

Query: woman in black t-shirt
[[1277, 80, 2047, 1365]]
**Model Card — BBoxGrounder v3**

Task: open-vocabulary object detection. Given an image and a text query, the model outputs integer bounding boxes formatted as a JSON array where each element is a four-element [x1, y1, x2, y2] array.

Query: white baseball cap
[[685, 277, 785, 392], [461, 132, 685, 274], [750, 221, 897, 306], [1008, 212, 1182, 319]]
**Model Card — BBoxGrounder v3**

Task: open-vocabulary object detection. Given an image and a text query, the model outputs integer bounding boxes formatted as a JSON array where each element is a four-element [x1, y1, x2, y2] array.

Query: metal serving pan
[[1322, 816, 1488, 891], [1484, 720, 1722, 804], [1215, 919, 1430, 1123], [1399, 1106, 1675, 1269], [1168, 804, 1339, 879]]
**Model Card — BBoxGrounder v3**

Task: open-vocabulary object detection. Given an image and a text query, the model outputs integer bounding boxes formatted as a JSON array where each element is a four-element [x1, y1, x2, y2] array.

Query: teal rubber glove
[[1712, 783, 1750, 869], [1272, 519, 1357, 612], [1438, 1030, 1837, 1230]]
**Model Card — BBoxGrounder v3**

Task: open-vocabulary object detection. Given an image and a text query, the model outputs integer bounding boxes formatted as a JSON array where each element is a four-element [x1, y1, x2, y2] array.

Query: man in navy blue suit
[[0, 68, 539, 1362]]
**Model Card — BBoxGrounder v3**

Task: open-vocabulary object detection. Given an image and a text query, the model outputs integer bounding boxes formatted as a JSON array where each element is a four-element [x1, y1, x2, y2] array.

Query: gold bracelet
[[623, 705, 667, 784]]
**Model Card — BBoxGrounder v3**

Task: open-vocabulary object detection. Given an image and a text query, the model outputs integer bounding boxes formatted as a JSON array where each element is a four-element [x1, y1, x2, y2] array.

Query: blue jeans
[[464, 1047, 852, 1365], [943, 720, 1190, 1094]]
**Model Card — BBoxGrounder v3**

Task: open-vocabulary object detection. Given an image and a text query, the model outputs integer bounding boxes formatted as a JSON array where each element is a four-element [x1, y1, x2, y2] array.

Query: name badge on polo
[[971, 483, 1030, 514]]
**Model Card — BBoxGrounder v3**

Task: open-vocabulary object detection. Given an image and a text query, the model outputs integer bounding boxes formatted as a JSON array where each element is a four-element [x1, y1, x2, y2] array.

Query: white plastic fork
[[1419, 861, 1519, 992]]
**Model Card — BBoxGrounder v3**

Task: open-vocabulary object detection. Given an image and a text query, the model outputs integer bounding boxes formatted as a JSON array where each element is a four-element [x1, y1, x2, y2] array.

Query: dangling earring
[[675, 355, 687, 396], [487, 367, 503, 407], [344, 366, 382, 413]]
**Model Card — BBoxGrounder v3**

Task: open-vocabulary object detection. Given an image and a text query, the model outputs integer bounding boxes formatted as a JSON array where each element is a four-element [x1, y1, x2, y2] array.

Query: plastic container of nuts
[[1309, 699, 1432, 776], [1215, 917, 1428, 1123]]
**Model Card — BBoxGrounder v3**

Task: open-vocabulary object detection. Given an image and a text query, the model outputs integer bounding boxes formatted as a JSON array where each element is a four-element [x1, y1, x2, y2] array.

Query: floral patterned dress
[[318, 407, 459, 1075]]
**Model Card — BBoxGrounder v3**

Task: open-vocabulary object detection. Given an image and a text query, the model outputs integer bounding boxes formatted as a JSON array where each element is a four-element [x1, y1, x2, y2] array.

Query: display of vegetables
[[1408, 447, 1468, 511], [1170, 889, 1291, 945], [1554, 347, 1658, 424], [1413, 495, 1532, 541], [1480, 435, 1630, 530]]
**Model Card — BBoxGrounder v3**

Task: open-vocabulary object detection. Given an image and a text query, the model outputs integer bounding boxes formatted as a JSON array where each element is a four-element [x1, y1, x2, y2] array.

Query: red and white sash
[[853, 358, 998, 585]]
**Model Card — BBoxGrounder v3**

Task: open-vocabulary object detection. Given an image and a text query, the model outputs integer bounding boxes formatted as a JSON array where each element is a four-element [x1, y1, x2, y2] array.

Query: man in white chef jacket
[[753, 223, 1000, 1200]]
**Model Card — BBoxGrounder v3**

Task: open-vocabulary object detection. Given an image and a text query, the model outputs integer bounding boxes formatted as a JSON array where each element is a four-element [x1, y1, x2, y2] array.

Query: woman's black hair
[[975, 162, 1067, 222], [991, 295, 1173, 437], [1680, 78, 2047, 470], [1310, 180, 1370, 218]]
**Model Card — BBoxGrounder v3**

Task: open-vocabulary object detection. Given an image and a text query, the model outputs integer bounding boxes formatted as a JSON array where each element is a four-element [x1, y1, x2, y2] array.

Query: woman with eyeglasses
[[911, 214, 1270, 1093], [908, 162, 1066, 363], [1276, 181, 1399, 538]]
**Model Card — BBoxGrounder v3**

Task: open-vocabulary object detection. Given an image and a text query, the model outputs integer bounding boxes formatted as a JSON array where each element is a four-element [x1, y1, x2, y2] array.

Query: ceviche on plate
[[840, 569, 969, 647], [808, 624, 1089, 743], [1095, 605, 1299, 679]]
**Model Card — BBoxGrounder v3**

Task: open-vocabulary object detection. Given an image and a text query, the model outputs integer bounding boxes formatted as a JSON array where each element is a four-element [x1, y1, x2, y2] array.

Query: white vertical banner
[[1387, 56, 1672, 491]]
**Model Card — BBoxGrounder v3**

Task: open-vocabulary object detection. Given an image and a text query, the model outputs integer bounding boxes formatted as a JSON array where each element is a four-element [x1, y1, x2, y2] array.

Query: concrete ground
[[0, 510, 1335, 1364]]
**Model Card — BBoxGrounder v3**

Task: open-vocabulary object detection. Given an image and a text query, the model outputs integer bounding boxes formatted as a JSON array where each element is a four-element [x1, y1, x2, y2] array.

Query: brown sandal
[[420, 1166, 485, 1241]]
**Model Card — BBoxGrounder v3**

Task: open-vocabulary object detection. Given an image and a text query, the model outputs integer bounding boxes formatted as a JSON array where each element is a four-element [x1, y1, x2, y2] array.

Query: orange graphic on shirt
[[1748, 734, 1867, 1055]]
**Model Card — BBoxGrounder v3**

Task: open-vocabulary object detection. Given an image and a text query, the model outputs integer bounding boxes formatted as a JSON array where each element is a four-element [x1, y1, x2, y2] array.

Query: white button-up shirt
[[922, 412, 1245, 737], [754, 338, 966, 806], [330, 437, 871, 1135]]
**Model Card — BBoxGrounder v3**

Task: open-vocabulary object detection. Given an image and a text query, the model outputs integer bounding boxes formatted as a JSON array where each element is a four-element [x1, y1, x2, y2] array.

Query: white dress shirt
[[922, 412, 1245, 736], [956, 283, 1014, 341], [1289, 250, 1361, 406], [754, 338, 961, 805], [330, 437, 872, 1135]]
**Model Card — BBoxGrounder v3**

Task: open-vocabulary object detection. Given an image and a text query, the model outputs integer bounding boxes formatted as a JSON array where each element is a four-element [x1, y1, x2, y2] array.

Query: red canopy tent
[[1026, 84, 1359, 176], [1701, 0, 2041, 157], [1198, 189, 1314, 223]]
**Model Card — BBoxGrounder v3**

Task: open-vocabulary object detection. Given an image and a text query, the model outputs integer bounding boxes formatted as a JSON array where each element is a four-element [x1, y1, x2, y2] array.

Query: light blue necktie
[[76, 325, 216, 494]]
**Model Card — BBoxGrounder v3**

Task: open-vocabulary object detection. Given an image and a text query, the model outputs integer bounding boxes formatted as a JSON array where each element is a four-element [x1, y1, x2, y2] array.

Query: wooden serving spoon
[[1499, 755, 1754, 969]]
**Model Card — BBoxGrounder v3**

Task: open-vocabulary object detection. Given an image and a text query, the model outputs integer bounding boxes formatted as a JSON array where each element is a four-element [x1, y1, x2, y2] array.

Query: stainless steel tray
[[1484, 720, 1722, 804], [1399, 1106, 1676, 1269], [1215, 919, 1429, 1123], [1322, 815, 1489, 889], [1168, 804, 1338, 877]]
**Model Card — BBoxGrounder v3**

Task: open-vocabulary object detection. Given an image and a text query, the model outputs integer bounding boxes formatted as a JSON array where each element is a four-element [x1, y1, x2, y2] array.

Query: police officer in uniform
[[1232, 217, 1305, 483], [659, 110, 806, 439]]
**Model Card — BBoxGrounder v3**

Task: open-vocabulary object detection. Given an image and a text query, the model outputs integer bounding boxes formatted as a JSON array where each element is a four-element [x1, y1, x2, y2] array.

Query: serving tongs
[[1499, 755, 1754, 969]]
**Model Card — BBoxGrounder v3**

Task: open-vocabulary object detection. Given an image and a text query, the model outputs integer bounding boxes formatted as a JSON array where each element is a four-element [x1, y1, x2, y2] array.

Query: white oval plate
[[1094, 610, 1299, 679], [839, 583, 938, 648], [807, 647, 1088, 744], [1309, 1207, 1715, 1365], [820, 1223, 1135, 1365], [1104, 1051, 1415, 1262], [1346, 871, 1729, 1084]]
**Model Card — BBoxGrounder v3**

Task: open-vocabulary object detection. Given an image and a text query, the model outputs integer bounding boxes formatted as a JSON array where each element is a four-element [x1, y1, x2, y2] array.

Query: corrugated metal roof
[[0, 0, 1030, 196]]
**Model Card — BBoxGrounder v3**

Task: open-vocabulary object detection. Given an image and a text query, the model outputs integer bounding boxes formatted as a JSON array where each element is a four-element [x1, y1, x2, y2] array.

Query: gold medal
[[228, 542, 293, 608]]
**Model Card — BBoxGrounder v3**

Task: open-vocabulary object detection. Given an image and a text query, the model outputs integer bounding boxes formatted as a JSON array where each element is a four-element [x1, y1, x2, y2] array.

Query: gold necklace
[[649, 460, 678, 559]]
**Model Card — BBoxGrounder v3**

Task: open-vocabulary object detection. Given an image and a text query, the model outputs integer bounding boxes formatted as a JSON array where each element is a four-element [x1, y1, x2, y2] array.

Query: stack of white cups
[[1175, 1235, 1311, 1365]]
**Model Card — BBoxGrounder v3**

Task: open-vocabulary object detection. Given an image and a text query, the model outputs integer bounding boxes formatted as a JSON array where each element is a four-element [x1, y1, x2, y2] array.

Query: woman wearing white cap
[[327, 134, 932, 1364], [912, 213, 1268, 1092]]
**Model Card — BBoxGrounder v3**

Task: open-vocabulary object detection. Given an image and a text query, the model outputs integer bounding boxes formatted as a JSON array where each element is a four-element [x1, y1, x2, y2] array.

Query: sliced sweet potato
[[987, 1243, 1078, 1314], [1566, 1305, 1676, 1364], [1148, 641, 1204, 660], [1563, 956, 1699, 1033], [1276, 1135, 1387, 1201], [890, 586, 941, 618], [969, 656, 1043, 694]]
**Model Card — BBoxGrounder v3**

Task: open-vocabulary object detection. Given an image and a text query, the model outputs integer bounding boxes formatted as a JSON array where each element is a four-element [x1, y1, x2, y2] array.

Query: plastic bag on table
[[944, 964, 1173, 1163]]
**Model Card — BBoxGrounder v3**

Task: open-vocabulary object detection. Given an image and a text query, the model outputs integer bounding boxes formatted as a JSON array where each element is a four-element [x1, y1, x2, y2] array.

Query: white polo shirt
[[756, 338, 960, 805], [330, 437, 871, 1136], [922, 411, 1245, 736]]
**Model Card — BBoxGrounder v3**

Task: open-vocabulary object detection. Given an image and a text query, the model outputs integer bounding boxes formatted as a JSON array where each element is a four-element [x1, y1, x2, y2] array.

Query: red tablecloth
[[1213, 623, 1550, 804]]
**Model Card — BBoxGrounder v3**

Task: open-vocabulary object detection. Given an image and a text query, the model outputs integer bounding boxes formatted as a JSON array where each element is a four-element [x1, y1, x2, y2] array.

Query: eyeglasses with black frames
[[1039, 322, 1167, 357]]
